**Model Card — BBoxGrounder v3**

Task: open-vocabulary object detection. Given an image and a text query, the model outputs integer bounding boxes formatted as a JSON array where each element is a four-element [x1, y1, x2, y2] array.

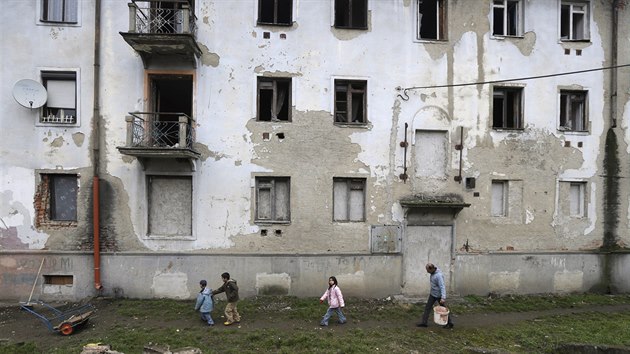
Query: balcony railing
[[128, 0, 197, 35], [125, 112, 195, 149]]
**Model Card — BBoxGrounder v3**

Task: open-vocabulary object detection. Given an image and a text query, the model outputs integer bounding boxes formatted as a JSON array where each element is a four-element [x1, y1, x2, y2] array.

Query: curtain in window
[[44, 0, 78, 22], [271, 84, 286, 121]]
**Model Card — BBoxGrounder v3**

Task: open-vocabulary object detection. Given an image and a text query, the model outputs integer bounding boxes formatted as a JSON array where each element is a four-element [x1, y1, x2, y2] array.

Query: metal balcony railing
[[125, 112, 195, 149], [127, 0, 197, 35]]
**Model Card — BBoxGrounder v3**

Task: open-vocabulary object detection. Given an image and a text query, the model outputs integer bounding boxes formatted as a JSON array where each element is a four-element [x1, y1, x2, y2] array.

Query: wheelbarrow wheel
[[59, 322, 73, 336]]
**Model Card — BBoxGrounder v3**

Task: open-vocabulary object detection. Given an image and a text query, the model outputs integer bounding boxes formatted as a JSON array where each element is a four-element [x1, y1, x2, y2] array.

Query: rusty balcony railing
[[127, 0, 197, 35], [125, 112, 195, 149]]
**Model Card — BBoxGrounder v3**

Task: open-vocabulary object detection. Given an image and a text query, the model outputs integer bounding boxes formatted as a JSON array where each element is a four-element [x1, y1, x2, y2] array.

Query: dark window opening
[[258, 0, 293, 25], [560, 2, 588, 40], [335, 0, 367, 29], [492, 0, 520, 36], [335, 80, 367, 124], [44, 275, 74, 285], [257, 77, 291, 122], [417, 0, 446, 40], [559, 90, 587, 131], [493, 87, 523, 129], [149, 74, 193, 146]]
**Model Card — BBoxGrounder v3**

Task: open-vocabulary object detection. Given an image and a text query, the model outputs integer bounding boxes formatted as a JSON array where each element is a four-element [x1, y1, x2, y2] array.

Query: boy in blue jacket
[[194, 279, 214, 326]]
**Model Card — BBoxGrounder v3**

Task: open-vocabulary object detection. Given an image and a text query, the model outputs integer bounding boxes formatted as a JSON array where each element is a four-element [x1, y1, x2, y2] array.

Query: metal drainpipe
[[92, 0, 103, 291], [611, 0, 619, 128]]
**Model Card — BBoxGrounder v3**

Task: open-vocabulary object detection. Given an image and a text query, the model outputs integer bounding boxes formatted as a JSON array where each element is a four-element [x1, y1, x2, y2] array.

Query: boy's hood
[[202, 287, 212, 295]]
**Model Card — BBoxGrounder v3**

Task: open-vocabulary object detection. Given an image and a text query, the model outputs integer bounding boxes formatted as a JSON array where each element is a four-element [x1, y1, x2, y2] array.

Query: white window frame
[[415, 0, 447, 41], [559, 1, 590, 41], [37, 0, 81, 27], [491, 180, 508, 217], [37, 68, 80, 127], [491, 0, 523, 37]]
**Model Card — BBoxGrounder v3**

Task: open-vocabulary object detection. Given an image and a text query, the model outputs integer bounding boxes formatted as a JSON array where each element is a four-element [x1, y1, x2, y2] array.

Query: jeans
[[320, 307, 346, 325], [200, 312, 214, 325], [420, 294, 453, 326]]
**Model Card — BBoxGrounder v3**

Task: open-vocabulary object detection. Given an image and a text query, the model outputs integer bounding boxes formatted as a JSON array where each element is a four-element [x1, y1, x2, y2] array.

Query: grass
[[2, 294, 630, 354]]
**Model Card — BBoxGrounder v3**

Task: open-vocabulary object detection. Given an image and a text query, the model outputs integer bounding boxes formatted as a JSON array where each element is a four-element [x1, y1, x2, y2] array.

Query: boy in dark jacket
[[212, 272, 240, 326]]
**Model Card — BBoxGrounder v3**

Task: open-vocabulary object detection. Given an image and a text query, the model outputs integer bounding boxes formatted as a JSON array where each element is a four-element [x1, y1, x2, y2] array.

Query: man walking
[[417, 263, 454, 329]]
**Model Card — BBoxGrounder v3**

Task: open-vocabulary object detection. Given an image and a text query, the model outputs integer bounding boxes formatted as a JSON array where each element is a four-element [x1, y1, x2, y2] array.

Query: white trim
[[35, 67, 81, 128], [36, 0, 82, 27]]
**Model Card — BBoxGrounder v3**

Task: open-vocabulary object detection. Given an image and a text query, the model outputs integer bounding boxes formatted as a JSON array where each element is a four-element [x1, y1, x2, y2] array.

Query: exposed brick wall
[[34, 174, 78, 229]]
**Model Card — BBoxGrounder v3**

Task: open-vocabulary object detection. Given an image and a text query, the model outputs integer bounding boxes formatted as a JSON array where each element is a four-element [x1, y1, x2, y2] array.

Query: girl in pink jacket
[[319, 276, 346, 326]]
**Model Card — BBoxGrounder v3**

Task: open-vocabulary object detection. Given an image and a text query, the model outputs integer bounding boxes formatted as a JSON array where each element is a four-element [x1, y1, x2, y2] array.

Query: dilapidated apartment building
[[1, 0, 629, 301]]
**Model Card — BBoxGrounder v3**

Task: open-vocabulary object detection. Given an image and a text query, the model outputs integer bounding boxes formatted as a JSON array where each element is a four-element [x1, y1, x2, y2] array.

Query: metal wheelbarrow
[[20, 301, 95, 335]]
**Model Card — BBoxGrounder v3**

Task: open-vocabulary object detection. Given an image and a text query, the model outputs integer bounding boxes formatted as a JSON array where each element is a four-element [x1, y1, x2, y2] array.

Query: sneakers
[[320, 323, 328, 326], [416, 323, 428, 327], [443, 323, 454, 329], [223, 321, 233, 326]]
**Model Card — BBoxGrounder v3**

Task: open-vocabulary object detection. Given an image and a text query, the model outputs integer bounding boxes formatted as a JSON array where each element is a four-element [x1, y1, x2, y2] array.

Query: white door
[[403, 225, 452, 296]]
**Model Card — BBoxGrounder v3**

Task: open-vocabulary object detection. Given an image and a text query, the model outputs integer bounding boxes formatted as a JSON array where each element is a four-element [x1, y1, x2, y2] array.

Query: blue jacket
[[429, 268, 447, 299], [195, 287, 214, 313]]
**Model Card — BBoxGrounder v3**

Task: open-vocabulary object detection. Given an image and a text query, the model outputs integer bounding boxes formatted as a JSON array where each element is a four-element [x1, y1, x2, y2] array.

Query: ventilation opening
[[44, 275, 74, 285]]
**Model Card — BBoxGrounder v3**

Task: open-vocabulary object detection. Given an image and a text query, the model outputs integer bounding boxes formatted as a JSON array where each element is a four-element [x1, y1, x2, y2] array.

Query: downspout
[[611, 0, 619, 128], [92, 0, 103, 291]]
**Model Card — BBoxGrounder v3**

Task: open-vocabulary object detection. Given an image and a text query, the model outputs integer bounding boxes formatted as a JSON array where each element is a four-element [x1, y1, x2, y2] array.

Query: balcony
[[119, 0, 202, 68], [117, 112, 201, 170]]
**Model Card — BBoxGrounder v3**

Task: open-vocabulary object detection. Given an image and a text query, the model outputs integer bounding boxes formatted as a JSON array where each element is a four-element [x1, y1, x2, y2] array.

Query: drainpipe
[[92, 0, 103, 291], [610, 0, 619, 128]]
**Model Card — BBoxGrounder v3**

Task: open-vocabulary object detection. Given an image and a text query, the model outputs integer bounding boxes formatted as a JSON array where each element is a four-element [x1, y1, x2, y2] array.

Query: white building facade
[[1, 0, 629, 301]]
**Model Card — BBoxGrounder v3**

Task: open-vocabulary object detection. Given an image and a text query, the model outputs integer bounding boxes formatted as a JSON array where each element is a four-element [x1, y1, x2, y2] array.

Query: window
[[35, 174, 78, 227], [256, 177, 290, 222], [334, 0, 367, 29], [417, 0, 446, 40], [333, 178, 366, 222], [257, 77, 291, 122], [491, 180, 508, 217], [492, 0, 522, 36], [560, 2, 589, 40], [334, 80, 367, 124], [41, 71, 77, 124], [258, 0, 292, 25], [148, 176, 192, 237], [568, 182, 586, 217], [559, 90, 587, 131], [493, 86, 523, 129], [41, 0, 78, 23]]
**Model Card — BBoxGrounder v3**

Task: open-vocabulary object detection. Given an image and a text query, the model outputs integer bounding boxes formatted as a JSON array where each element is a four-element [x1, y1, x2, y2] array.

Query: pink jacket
[[320, 285, 345, 308]]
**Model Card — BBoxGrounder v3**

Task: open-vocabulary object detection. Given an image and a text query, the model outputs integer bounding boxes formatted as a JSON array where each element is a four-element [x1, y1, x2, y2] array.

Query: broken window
[[492, 86, 523, 129], [417, 0, 446, 40], [560, 1, 589, 40], [148, 176, 192, 237], [492, 0, 522, 36], [41, 71, 77, 124], [568, 182, 586, 217], [491, 180, 508, 217], [258, 0, 292, 25], [335, 80, 367, 124], [256, 177, 290, 222], [333, 178, 366, 222], [335, 0, 367, 29], [559, 90, 587, 131], [257, 77, 291, 122], [41, 0, 78, 23]]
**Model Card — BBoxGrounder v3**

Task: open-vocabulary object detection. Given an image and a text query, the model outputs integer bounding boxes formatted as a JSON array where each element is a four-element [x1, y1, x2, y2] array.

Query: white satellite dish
[[13, 79, 47, 109]]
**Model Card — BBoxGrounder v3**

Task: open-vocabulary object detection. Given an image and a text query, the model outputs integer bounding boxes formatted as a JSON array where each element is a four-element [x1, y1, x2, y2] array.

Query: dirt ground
[[2, 298, 630, 350]]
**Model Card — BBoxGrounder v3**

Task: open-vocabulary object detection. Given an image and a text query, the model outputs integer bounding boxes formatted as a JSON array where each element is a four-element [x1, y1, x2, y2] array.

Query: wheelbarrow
[[20, 301, 95, 335]]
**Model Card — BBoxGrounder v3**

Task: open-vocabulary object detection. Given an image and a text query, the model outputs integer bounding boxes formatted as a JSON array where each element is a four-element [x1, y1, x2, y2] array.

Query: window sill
[[37, 20, 81, 27], [334, 123, 369, 128], [491, 35, 524, 40], [334, 26, 368, 30], [492, 127, 524, 131], [257, 22, 294, 27], [558, 129, 589, 135], [255, 220, 291, 225], [144, 235, 196, 241], [559, 39, 591, 43], [413, 38, 448, 44]]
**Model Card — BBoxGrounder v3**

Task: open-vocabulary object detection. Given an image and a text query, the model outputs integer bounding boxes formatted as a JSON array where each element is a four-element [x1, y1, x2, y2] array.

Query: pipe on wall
[[92, 0, 103, 290]]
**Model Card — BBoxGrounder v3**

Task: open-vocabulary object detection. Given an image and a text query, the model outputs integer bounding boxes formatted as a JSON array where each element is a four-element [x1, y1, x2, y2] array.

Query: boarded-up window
[[491, 180, 508, 217], [148, 176, 192, 236], [414, 130, 448, 178], [41, 71, 77, 124], [333, 178, 365, 222], [568, 182, 586, 217], [41, 0, 78, 23], [256, 177, 290, 222]]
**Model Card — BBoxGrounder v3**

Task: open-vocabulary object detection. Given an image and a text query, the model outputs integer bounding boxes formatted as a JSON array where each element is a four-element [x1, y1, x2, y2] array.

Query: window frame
[[37, 69, 80, 127], [559, 1, 590, 41], [568, 181, 586, 217], [255, 177, 291, 224], [491, 0, 523, 37], [257, 0, 293, 26], [558, 90, 588, 132], [415, 0, 447, 41], [333, 177, 366, 222], [491, 180, 508, 217], [146, 174, 195, 239], [38, 0, 80, 26], [334, 79, 368, 126], [492, 86, 524, 130], [334, 0, 368, 30], [257, 77, 292, 122], [35, 172, 79, 228]]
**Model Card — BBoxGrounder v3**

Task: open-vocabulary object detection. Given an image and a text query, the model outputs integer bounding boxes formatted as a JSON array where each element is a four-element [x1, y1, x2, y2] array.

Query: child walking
[[319, 276, 346, 326], [212, 272, 241, 326], [194, 280, 214, 326]]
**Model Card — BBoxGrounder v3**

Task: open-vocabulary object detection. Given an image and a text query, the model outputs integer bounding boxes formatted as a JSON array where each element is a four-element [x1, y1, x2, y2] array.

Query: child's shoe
[[224, 321, 233, 326]]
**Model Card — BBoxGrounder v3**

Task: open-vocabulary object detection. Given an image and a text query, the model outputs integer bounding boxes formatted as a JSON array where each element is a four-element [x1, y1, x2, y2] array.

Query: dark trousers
[[420, 294, 453, 326]]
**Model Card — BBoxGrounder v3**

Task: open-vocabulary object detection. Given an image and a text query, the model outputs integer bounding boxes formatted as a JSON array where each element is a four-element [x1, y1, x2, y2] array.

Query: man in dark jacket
[[417, 263, 454, 329], [212, 272, 240, 325]]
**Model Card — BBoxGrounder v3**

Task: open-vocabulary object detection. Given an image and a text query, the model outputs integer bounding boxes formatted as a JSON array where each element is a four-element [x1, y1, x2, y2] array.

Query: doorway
[[148, 74, 193, 147]]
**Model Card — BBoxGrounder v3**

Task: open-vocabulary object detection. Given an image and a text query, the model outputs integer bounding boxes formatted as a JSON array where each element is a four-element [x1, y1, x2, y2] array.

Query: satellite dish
[[13, 79, 47, 109]]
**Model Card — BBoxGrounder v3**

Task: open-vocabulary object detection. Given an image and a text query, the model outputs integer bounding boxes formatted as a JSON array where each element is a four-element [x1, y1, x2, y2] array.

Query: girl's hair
[[328, 276, 338, 289]]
